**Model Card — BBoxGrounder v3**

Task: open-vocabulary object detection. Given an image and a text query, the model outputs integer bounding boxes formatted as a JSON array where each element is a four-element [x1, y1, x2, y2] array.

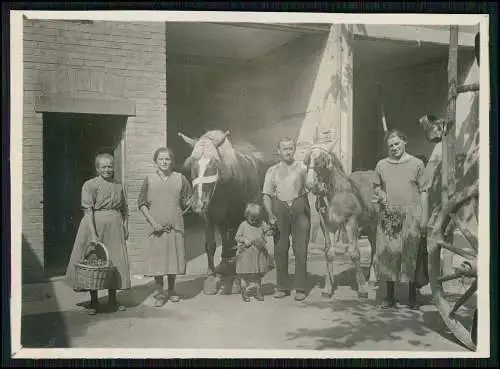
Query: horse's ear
[[178, 132, 197, 148], [214, 130, 230, 148]]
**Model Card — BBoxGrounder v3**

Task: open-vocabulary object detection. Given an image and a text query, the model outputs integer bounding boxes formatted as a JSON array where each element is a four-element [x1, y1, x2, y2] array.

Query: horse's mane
[[304, 144, 350, 192], [304, 145, 345, 171], [304, 144, 375, 218], [185, 130, 264, 186]]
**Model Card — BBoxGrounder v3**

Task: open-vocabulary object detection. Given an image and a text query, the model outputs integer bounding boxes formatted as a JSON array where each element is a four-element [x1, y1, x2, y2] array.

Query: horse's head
[[179, 130, 232, 215], [304, 144, 344, 196]]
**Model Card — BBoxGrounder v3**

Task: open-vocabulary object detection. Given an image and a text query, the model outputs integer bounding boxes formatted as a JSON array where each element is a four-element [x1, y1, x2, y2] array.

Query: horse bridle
[[190, 159, 220, 212], [306, 145, 334, 197], [306, 146, 343, 252]]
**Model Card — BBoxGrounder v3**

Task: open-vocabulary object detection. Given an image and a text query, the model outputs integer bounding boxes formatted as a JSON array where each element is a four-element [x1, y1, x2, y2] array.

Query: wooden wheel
[[427, 181, 479, 351]]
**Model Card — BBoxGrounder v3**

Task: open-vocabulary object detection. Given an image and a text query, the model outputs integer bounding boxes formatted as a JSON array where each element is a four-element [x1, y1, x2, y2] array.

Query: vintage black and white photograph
[[10, 10, 490, 358]]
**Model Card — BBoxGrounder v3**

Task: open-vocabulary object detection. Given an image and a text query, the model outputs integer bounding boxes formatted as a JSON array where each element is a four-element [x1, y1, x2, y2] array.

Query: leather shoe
[[273, 290, 291, 299]]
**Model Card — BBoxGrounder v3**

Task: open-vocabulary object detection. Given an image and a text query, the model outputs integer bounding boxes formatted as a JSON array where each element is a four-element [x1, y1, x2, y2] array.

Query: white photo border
[[9, 10, 491, 359]]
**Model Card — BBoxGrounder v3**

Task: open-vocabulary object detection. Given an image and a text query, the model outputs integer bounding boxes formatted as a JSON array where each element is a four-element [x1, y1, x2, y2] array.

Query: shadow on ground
[[285, 296, 466, 351], [21, 235, 70, 348], [21, 303, 186, 348], [22, 276, 206, 348], [74, 275, 206, 309], [260, 272, 324, 297]]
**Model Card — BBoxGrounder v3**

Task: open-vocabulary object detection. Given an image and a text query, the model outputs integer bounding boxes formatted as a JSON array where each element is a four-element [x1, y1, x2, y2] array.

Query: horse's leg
[[218, 225, 240, 295], [204, 217, 216, 275], [366, 225, 378, 284], [346, 217, 368, 298], [319, 211, 335, 298]]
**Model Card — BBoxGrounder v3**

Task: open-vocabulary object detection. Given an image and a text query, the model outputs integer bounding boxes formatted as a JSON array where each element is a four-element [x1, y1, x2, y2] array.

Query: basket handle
[[88, 241, 111, 268]]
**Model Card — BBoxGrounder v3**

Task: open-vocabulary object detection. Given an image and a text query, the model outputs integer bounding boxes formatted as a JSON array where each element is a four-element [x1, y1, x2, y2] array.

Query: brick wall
[[23, 19, 167, 280]]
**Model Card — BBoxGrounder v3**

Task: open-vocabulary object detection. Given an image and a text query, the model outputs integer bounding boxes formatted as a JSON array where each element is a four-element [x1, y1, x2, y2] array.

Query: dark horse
[[179, 130, 267, 294], [304, 143, 379, 298]]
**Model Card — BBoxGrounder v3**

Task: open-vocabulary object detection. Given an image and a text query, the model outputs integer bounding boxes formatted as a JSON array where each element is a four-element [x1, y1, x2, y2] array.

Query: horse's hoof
[[231, 284, 242, 295], [219, 287, 231, 295], [230, 278, 242, 294], [203, 275, 220, 295], [241, 290, 251, 302], [357, 291, 369, 299]]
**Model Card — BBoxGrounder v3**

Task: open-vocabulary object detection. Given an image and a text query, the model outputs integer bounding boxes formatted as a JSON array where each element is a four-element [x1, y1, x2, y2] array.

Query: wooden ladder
[[440, 27, 480, 276], [441, 26, 480, 208]]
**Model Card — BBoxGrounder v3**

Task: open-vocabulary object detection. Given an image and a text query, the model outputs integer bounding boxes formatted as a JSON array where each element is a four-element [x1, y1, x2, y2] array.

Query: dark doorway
[[43, 113, 127, 278]]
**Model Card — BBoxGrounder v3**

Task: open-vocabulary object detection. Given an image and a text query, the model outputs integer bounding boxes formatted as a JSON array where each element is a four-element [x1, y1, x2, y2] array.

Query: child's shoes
[[241, 288, 251, 302]]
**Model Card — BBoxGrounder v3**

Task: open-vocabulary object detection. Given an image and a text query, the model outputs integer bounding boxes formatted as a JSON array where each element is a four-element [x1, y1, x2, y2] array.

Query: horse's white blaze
[[196, 156, 210, 206], [306, 155, 318, 190]]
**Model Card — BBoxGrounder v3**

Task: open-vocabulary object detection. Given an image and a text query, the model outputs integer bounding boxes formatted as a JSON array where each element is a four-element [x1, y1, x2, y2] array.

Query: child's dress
[[235, 220, 274, 275]]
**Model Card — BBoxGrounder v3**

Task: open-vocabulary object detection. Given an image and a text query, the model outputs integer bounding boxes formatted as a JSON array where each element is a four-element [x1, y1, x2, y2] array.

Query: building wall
[[170, 30, 478, 174], [23, 19, 167, 281], [352, 48, 476, 172], [168, 32, 328, 166], [167, 29, 477, 251], [167, 32, 333, 249]]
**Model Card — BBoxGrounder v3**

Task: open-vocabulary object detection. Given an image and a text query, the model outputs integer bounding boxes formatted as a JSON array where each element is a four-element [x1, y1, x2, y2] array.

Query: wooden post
[[442, 25, 459, 275], [443, 25, 459, 207], [377, 82, 388, 133], [340, 24, 354, 175]]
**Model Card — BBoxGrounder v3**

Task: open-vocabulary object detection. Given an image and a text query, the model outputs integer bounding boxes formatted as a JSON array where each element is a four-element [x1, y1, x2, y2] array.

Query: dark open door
[[43, 113, 127, 277]]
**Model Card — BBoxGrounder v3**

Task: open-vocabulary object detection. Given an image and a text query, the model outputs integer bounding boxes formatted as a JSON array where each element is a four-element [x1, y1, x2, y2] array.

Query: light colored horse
[[304, 143, 378, 298]]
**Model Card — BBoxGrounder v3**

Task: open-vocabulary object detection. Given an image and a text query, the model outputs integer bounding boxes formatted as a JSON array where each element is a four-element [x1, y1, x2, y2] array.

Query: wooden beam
[[206, 22, 329, 34], [457, 83, 480, 94], [34, 96, 136, 116], [206, 23, 477, 47], [439, 26, 460, 278], [353, 25, 476, 47], [167, 53, 253, 68], [443, 25, 459, 207]]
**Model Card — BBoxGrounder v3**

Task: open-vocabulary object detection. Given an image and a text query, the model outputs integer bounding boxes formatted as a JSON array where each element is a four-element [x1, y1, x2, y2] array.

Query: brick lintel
[[34, 96, 137, 116]]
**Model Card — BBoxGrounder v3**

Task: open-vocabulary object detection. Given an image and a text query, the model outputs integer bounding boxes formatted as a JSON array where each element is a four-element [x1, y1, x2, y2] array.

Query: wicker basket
[[74, 241, 116, 290]]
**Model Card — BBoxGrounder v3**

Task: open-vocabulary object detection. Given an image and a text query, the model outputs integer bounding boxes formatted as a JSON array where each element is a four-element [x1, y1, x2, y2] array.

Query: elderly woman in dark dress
[[373, 130, 429, 310], [138, 147, 192, 307], [65, 153, 131, 315]]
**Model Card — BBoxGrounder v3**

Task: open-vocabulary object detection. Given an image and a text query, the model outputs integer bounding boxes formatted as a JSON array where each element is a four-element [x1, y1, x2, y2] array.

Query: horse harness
[[306, 146, 343, 245], [306, 146, 333, 213], [190, 155, 221, 213]]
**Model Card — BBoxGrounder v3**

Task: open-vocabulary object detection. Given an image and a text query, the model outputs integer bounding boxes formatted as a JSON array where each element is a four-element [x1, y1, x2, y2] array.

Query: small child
[[235, 203, 275, 302]]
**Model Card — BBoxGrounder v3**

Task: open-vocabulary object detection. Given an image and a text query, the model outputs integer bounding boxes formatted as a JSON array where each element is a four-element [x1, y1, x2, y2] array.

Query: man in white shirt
[[263, 138, 311, 301]]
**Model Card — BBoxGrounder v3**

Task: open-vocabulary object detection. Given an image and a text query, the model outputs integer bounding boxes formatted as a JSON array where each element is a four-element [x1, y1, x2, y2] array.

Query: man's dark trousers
[[272, 195, 311, 293]]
